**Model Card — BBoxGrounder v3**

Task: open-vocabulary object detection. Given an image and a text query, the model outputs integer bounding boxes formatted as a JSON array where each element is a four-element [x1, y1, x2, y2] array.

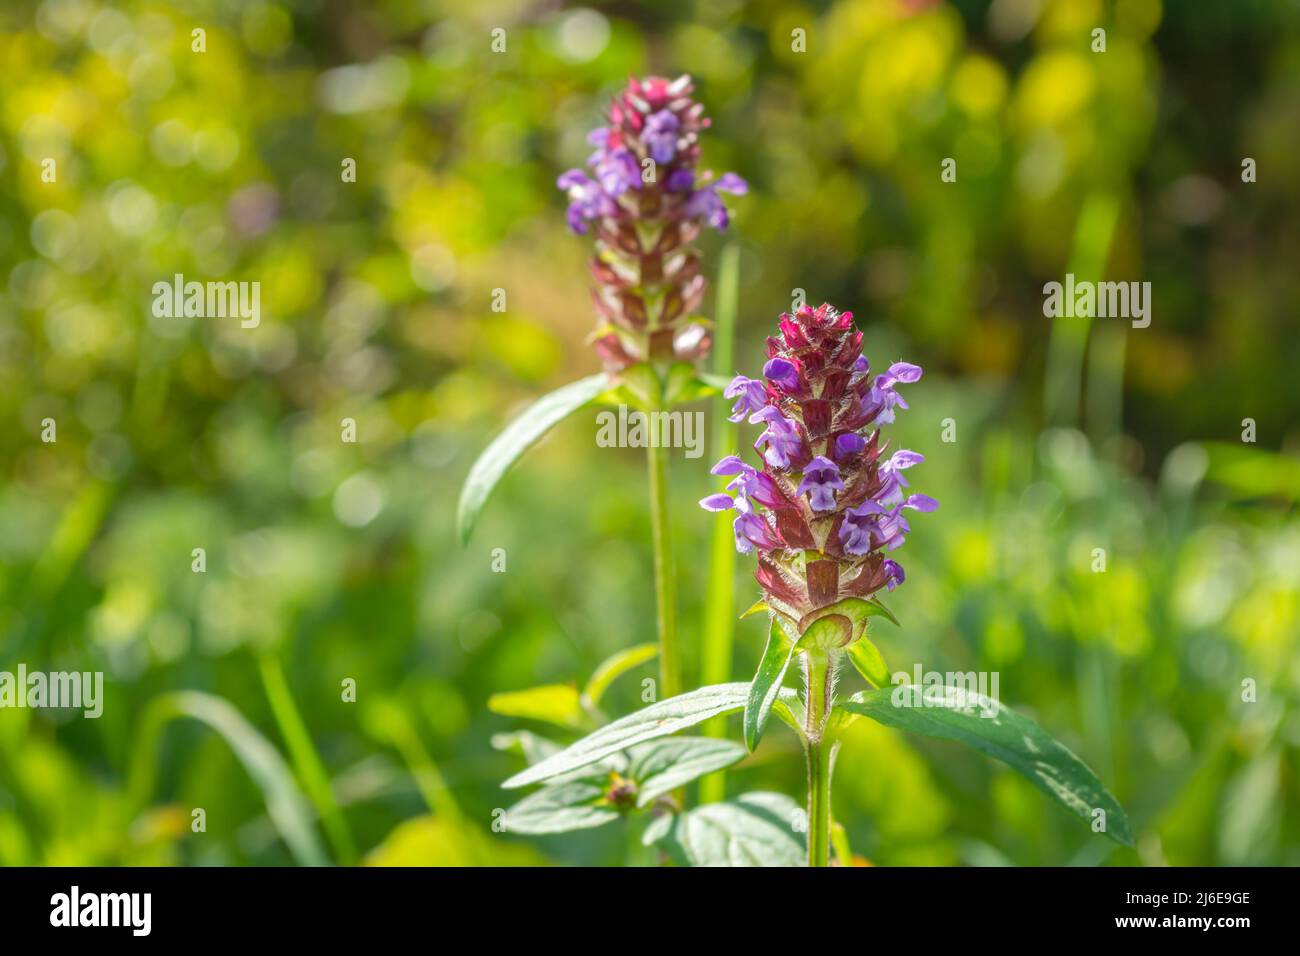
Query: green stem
[[699, 243, 741, 803], [647, 438, 682, 701], [803, 651, 833, 867], [806, 737, 832, 868]]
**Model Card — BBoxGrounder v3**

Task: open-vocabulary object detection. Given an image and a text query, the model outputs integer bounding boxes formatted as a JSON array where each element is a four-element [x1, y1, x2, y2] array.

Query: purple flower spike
[[724, 375, 767, 423], [796, 456, 844, 512], [558, 75, 745, 370], [702, 300, 934, 605], [763, 357, 800, 390]]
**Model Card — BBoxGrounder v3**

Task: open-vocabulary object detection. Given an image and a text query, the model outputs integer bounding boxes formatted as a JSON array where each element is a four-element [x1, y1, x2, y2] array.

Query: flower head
[[699, 301, 937, 636], [557, 75, 747, 371]]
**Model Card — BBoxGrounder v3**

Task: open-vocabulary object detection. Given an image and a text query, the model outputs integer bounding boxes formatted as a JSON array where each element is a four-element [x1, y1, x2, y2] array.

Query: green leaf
[[839, 686, 1134, 846], [502, 683, 753, 789], [626, 737, 747, 807], [129, 692, 329, 867], [487, 684, 584, 729], [501, 781, 620, 835], [582, 643, 658, 709], [647, 792, 805, 866], [846, 638, 891, 688], [456, 373, 610, 544], [744, 618, 797, 751]]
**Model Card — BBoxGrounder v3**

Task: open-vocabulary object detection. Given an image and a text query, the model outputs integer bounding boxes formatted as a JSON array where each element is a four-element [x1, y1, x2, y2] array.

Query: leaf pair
[[742, 596, 897, 751], [500, 737, 746, 835], [505, 679, 1135, 853]]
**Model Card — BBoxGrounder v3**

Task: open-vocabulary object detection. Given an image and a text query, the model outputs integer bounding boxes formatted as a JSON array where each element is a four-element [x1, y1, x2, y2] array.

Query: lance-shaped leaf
[[626, 737, 747, 807], [839, 686, 1134, 847], [457, 373, 611, 544], [645, 791, 805, 867], [502, 683, 753, 789], [501, 780, 620, 835], [744, 618, 797, 751]]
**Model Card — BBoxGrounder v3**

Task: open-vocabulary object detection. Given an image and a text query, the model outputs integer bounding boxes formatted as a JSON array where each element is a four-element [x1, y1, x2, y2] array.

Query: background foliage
[[1, 0, 1297, 866]]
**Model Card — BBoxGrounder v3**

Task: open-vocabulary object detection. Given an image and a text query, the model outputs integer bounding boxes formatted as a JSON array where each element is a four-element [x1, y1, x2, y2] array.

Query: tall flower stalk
[[556, 75, 746, 699], [460, 75, 743, 705], [700, 302, 936, 865], [499, 300, 1132, 867]]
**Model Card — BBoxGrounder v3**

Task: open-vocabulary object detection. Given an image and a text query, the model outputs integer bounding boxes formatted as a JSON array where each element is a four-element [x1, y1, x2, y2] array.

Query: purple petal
[[557, 169, 591, 190], [714, 172, 748, 194], [835, 433, 865, 457], [699, 493, 735, 512], [902, 493, 939, 512], [710, 454, 746, 476], [888, 362, 922, 384], [887, 450, 924, 471], [763, 358, 800, 390]]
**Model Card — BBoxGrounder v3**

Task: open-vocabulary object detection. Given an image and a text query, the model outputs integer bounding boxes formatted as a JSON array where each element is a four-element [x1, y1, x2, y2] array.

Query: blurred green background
[[1, 0, 1298, 866]]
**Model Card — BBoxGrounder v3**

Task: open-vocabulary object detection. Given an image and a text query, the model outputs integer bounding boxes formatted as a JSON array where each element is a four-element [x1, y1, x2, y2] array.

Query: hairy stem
[[806, 737, 832, 868], [803, 651, 834, 867], [647, 438, 682, 701]]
